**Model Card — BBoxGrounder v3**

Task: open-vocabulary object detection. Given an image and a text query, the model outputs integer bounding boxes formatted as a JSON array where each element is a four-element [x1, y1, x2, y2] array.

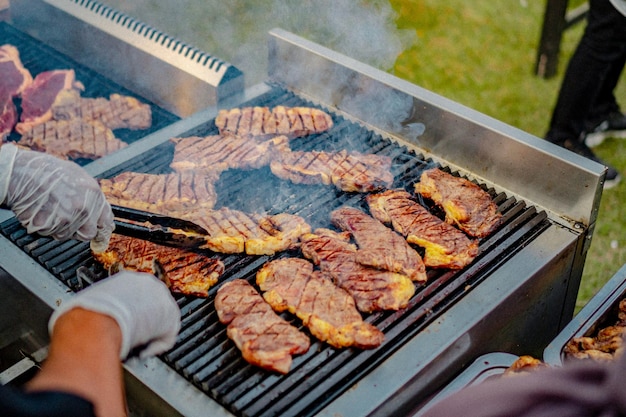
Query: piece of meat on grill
[[367, 189, 479, 269], [270, 149, 394, 193], [414, 168, 502, 238], [503, 356, 548, 376], [215, 105, 333, 140], [51, 89, 152, 130], [92, 234, 224, 297], [300, 228, 415, 312], [170, 207, 311, 255], [0, 96, 17, 141], [331, 207, 427, 282], [215, 279, 311, 374], [0, 44, 33, 99], [256, 257, 384, 349], [100, 170, 219, 213], [16, 69, 85, 134], [169, 134, 290, 174], [17, 118, 127, 160]]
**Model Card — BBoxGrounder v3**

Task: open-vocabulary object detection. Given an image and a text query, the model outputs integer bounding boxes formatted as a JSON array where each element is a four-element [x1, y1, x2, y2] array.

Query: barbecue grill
[[0, 1, 607, 416]]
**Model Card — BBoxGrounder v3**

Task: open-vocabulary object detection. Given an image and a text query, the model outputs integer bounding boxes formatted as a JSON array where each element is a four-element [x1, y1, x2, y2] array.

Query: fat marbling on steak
[[257, 257, 384, 349], [413, 168, 502, 238], [215, 105, 333, 140], [367, 189, 479, 269], [215, 279, 311, 374], [93, 234, 224, 297], [51, 89, 152, 131], [331, 207, 427, 282], [270, 149, 394, 193], [300, 228, 415, 313], [16, 69, 84, 134]]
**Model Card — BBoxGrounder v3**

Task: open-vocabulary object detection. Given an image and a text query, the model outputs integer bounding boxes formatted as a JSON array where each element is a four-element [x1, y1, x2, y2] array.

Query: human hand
[[0, 144, 114, 249], [48, 271, 181, 360]]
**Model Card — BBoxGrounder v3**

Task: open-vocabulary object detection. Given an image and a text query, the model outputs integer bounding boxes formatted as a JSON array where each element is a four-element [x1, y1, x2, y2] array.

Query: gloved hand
[[0, 144, 114, 250], [48, 271, 181, 360]]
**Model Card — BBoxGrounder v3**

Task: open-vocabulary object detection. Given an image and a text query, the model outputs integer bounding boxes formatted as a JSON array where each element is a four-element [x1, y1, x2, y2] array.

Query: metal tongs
[[111, 204, 210, 249]]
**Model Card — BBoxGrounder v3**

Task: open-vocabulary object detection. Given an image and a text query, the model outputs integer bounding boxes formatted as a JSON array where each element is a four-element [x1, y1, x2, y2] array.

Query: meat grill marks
[[331, 207, 427, 282], [169, 134, 290, 174], [300, 228, 415, 312], [171, 207, 311, 256], [256, 258, 384, 349], [270, 149, 394, 193], [100, 171, 219, 214], [215, 279, 311, 374], [215, 105, 333, 140], [17, 118, 127, 160], [367, 189, 479, 269], [16, 69, 85, 134], [93, 234, 224, 297], [51, 89, 152, 131], [414, 168, 502, 238]]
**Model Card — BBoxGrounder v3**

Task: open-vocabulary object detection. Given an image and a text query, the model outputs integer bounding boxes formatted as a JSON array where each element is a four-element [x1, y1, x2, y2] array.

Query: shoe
[[554, 138, 621, 189], [585, 111, 626, 147]]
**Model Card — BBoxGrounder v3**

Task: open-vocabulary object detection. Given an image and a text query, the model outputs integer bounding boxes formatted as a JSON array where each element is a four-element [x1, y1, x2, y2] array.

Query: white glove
[[48, 271, 181, 360], [610, 0, 626, 16], [0, 144, 114, 249]]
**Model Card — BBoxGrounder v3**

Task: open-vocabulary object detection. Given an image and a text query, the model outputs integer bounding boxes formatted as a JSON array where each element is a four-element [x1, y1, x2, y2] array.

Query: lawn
[[102, 0, 626, 311]]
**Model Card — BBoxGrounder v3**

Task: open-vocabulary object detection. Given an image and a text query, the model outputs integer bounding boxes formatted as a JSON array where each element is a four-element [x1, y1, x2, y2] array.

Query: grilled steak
[[414, 168, 502, 238], [331, 207, 427, 282], [257, 258, 384, 349], [16, 69, 84, 134], [367, 189, 479, 269], [170, 207, 311, 255], [17, 117, 125, 159], [0, 97, 17, 141], [300, 228, 415, 312], [215, 279, 311, 374], [93, 234, 224, 297], [169, 134, 290, 174], [17, 118, 127, 160], [0, 44, 33, 99], [270, 149, 394, 192], [100, 171, 219, 213], [51, 89, 152, 130], [215, 105, 333, 140]]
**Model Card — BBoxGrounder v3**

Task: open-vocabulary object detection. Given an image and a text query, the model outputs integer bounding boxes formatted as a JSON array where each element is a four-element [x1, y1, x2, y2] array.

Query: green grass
[[389, 0, 626, 311]]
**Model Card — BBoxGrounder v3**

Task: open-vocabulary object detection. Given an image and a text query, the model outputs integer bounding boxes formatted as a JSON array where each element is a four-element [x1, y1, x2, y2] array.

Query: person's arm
[[23, 271, 181, 417], [26, 308, 126, 417]]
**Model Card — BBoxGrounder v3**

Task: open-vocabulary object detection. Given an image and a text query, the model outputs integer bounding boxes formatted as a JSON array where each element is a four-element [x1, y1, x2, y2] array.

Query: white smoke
[[99, 0, 417, 87]]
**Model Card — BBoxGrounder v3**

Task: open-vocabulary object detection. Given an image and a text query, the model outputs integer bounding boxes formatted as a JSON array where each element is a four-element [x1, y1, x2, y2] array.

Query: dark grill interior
[[0, 18, 554, 417], [0, 22, 179, 152]]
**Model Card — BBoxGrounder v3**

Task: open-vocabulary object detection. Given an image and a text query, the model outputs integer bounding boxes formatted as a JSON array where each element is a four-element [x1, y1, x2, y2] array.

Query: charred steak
[[414, 168, 502, 238], [100, 170, 219, 213], [331, 207, 427, 282], [270, 149, 394, 193], [215, 279, 311, 374], [367, 189, 479, 269], [257, 257, 384, 349], [51, 89, 152, 131], [93, 234, 224, 297], [300, 228, 415, 312], [215, 105, 333, 140], [17, 118, 127, 160], [168, 207, 311, 256], [169, 134, 290, 174]]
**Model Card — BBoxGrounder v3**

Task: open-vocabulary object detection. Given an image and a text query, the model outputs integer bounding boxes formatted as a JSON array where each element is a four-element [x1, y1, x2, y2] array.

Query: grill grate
[[0, 22, 179, 151], [1, 85, 551, 416]]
